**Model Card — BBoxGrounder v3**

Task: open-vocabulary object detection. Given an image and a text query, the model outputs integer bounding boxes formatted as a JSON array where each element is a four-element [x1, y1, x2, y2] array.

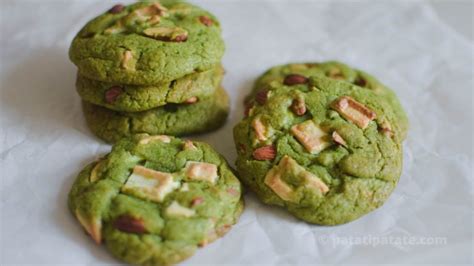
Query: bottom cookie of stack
[[83, 87, 229, 143]]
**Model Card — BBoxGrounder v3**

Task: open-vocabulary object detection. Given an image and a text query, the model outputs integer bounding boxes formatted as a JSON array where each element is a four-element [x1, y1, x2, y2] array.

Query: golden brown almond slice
[[184, 161, 218, 184], [75, 209, 102, 244], [122, 165, 179, 203], [291, 120, 331, 154], [139, 135, 171, 144], [331, 96, 376, 129], [165, 201, 196, 218], [135, 2, 168, 18], [332, 131, 347, 147], [379, 120, 393, 137]]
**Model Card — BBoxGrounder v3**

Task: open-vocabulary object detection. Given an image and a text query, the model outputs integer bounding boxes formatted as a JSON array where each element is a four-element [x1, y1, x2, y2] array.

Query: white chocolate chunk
[[122, 165, 179, 203], [165, 201, 196, 218], [301, 171, 329, 194], [291, 120, 331, 154], [252, 116, 268, 142], [264, 168, 296, 202], [264, 156, 329, 201], [121, 50, 135, 71], [331, 96, 376, 129], [89, 160, 105, 182], [139, 135, 171, 145], [75, 209, 102, 244], [184, 162, 218, 184]]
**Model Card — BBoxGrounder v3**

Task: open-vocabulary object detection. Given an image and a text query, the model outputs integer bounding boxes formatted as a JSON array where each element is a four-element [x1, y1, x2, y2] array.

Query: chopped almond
[[331, 96, 376, 129], [291, 120, 331, 154], [89, 160, 105, 182], [121, 50, 135, 70]]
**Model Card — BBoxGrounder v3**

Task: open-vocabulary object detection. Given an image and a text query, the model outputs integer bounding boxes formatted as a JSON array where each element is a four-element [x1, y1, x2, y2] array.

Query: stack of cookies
[[234, 61, 408, 225], [69, 1, 228, 143]]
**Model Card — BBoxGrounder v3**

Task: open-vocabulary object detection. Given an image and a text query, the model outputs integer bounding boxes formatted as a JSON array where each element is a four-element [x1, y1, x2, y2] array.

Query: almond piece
[[332, 131, 347, 147], [252, 145, 276, 161], [291, 120, 331, 154], [184, 161, 219, 184], [290, 98, 306, 116], [114, 215, 147, 234], [331, 96, 376, 129], [283, 74, 308, 85], [199, 16, 213, 26], [255, 89, 269, 105], [122, 165, 180, 203]]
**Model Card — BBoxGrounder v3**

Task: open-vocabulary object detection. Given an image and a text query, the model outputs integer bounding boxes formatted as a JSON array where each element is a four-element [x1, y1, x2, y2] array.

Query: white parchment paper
[[1, 0, 473, 264]]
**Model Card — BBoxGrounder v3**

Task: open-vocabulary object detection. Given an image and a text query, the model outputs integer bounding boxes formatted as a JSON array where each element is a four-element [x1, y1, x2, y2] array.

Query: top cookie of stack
[[69, 1, 224, 86], [69, 1, 229, 143]]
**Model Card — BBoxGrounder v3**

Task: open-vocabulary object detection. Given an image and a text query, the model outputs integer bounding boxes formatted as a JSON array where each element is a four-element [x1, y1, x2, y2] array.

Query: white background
[[1, 0, 473, 265]]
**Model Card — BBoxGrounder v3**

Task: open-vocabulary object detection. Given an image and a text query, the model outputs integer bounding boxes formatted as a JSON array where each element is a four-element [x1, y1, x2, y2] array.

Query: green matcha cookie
[[234, 75, 404, 225], [83, 87, 229, 143], [68, 134, 244, 265], [77, 65, 223, 112], [246, 61, 408, 140], [69, 1, 225, 85]]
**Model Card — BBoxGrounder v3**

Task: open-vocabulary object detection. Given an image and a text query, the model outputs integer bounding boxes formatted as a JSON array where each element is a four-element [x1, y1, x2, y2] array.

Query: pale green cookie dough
[[247, 61, 408, 140], [234, 75, 404, 225], [68, 134, 244, 266], [76, 65, 223, 112], [83, 87, 229, 143], [69, 1, 225, 85]]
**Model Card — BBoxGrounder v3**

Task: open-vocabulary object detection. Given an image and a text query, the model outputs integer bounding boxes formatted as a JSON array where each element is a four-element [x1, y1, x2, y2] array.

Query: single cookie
[[68, 134, 244, 265], [69, 1, 225, 85], [246, 61, 409, 140], [77, 65, 223, 112], [83, 87, 229, 143], [234, 75, 404, 225]]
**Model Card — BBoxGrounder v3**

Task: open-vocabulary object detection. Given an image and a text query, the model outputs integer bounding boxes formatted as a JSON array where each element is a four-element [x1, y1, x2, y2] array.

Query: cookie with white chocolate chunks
[[69, 0, 225, 85], [68, 134, 244, 265], [246, 61, 408, 140], [234, 74, 403, 225]]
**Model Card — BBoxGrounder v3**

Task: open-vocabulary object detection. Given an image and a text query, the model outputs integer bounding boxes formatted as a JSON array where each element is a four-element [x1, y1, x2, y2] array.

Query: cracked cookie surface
[[246, 61, 409, 140], [83, 87, 229, 143], [69, 1, 225, 85], [68, 134, 244, 265], [77, 65, 223, 112], [234, 75, 404, 225]]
